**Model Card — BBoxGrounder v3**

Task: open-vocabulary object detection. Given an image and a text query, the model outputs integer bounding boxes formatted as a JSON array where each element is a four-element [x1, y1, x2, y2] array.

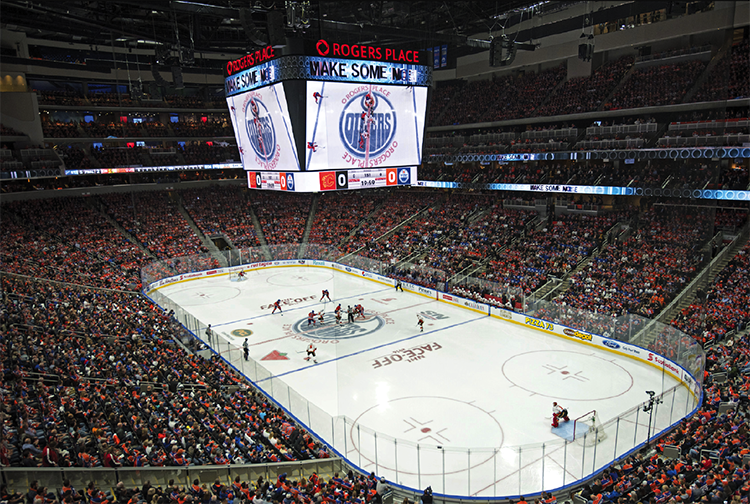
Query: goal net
[[573, 410, 607, 446], [229, 270, 247, 282]]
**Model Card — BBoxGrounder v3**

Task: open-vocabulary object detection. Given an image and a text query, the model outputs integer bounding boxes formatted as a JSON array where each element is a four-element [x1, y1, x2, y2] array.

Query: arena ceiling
[[0, 0, 565, 57]]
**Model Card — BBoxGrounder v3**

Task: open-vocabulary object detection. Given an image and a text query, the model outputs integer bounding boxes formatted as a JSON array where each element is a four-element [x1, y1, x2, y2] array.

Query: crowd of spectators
[[35, 90, 86, 106], [1, 124, 25, 136], [420, 200, 535, 278], [41, 118, 81, 138], [555, 206, 711, 318], [485, 65, 567, 122], [81, 121, 142, 138], [478, 212, 627, 295], [604, 60, 706, 110], [308, 191, 389, 248], [87, 92, 133, 107], [691, 36, 750, 102], [0, 197, 150, 289], [181, 186, 261, 250], [0, 276, 330, 468], [172, 120, 233, 137], [101, 192, 207, 260], [436, 80, 500, 126], [535, 57, 634, 116], [141, 121, 171, 137], [57, 146, 91, 171], [251, 192, 313, 247], [164, 95, 224, 109], [2, 184, 750, 504], [426, 82, 462, 126], [180, 143, 239, 165], [91, 146, 143, 168], [670, 242, 750, 345], [344, 192, 440, 256]]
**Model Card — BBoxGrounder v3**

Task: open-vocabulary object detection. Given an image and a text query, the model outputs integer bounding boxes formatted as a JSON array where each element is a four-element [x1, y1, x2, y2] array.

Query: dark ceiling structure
[[0, 1, 567, 57]]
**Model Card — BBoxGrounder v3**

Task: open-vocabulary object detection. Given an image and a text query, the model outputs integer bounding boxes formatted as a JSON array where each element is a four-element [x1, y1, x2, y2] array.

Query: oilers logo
[[339, 91, 396, 158], [291, 313, 386, 339], [244, 96, 276, 163]]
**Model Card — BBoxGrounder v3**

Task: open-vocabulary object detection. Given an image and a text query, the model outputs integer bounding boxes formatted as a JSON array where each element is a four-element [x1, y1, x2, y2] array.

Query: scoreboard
[[225, 40, 432, 192], [247, 166, 415, 192]]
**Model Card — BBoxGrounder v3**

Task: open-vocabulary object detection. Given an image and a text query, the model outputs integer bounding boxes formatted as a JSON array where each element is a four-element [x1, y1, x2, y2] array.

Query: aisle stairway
[[174, 192, 228, 267], [633, 222, 750, 347], [298, 193, 319, 258]]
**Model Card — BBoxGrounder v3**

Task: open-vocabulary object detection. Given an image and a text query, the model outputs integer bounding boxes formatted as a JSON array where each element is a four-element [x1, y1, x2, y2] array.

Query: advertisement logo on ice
[[244, 96, 277, 162], [339, 91, 396, 158]]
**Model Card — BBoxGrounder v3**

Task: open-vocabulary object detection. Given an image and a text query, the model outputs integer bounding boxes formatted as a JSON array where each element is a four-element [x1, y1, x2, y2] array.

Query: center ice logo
[[245, 96, 277, 162], [291, 314, 385, 339], [339, 91, 396, 158]]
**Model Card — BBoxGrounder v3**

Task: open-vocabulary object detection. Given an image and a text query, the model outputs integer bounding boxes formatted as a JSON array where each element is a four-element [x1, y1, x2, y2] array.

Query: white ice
[[155, 266, 694, 497]]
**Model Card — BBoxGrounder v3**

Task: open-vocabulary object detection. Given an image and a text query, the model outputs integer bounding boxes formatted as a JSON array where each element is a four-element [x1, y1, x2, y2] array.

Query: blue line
[[306, 82, 326, 171], [272, 84, 301, 171], [212, 286, 393, 328], [258, 313, 486, 382], [412, 86, 421, 161]]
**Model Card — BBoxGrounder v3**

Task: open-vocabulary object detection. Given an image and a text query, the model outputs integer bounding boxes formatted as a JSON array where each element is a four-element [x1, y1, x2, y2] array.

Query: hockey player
[[317, 311, 325, 325], [271, 300, 283, 314], [335, 310, 342, 325], [334, 303, 342, 316], [237, 270, 246, 280], [552, 402, 570, 428], [305, 343, 317, 363], [307, 310, 316, 327], [355, 304, 365, 319], [417, 316, 424, 332], [320, 289, 331, 302]]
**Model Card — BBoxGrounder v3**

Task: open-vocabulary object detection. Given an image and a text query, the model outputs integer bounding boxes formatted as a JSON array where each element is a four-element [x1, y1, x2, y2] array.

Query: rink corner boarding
[[145, 258, 703, 406]]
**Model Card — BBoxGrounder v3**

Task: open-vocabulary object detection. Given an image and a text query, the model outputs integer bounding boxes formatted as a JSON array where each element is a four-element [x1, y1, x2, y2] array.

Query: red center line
[[247, 298, 438, 347]]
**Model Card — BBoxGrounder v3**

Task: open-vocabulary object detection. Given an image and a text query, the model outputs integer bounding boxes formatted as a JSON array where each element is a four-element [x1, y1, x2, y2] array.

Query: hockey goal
[[573, 410, 607, 446], [229, 270, 247, 282]]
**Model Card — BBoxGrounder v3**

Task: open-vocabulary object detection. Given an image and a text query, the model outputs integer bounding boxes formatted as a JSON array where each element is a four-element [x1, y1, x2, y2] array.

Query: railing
[[139, 245, 703, 498], [0, 460, 345, 496]]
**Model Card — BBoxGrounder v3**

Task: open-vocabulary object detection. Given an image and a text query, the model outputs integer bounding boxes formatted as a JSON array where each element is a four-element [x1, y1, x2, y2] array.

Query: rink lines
[[211, 286, 394, 328], [257, 313, 488, 382]]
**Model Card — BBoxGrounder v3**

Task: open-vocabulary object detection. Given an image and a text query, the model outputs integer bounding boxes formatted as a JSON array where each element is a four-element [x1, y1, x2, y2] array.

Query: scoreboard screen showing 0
[[305, 81, 427, 170], [226, 82, 300, 172]]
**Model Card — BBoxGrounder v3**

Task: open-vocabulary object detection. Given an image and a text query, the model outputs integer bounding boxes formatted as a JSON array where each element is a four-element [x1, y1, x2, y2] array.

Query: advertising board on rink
[[146, 259, 697, 393]]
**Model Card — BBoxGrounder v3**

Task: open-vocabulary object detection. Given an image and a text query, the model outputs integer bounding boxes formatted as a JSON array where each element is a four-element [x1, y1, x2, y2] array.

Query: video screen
[[304, 82, 427, 170], [226, 82, 300, 171]]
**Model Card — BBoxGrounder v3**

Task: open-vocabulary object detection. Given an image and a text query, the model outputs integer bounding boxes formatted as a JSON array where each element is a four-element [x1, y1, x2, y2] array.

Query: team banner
[[226, 82, 300, 172], [305, 81, 427, 170]]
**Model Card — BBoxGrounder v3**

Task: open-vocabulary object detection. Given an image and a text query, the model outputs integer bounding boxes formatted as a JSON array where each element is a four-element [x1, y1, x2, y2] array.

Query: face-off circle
[[167, 286, 242, 306], [291, 312, 385, 340], [266, 270, 334, 286], [501, 350, 634, 401], [349, 396, 504, 476]]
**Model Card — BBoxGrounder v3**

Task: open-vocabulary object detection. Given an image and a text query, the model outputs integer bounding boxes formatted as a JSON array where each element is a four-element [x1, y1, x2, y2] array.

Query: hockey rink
[[152, 265, 696, 497]]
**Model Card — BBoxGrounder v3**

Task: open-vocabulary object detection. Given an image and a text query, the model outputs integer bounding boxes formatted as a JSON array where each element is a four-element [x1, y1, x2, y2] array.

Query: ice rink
[[153, 265, 695, 497]]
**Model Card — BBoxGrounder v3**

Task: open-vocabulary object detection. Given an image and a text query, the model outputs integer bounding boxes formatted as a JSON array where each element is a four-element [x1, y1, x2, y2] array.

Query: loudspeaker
[[171, 66, 184, 89], [489, 36, 516, 67], [240, 8, 267, 46], [151, 63, 168, 87], [266, 10, 286, 48]]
